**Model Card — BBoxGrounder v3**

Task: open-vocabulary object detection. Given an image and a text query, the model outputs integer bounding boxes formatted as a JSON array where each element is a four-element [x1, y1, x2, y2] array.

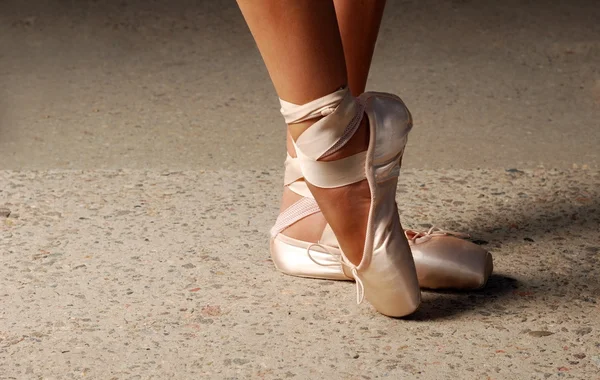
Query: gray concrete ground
[[1, 169, 599, 379], [1, 0, 599, 379]]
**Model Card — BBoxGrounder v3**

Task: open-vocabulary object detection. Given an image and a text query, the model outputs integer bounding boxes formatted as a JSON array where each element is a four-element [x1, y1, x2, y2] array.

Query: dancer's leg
[[334, 0, 387, 96], [237, 0, 370, 264], [281, 0, 387, 247]]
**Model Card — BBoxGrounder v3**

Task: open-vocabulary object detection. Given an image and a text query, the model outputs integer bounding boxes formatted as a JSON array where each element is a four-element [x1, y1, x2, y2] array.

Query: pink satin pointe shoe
[[406, 227, 493, 289], [271, 100, 493, 292], [271, 169, 493, 290], [275, 87, 421, 317]]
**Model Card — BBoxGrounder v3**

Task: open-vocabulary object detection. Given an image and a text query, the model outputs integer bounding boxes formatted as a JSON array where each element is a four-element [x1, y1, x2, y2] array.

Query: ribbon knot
[[306, 243, 365, 304], [405, 225, 471, 244]]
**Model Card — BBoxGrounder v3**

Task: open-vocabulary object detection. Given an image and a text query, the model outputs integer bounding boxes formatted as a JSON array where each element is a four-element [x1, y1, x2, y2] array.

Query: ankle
[[286, 131, 297, 158], [288, 112, 369, 162], [287, 119, 321, 141], [319, 115, 369, 162]]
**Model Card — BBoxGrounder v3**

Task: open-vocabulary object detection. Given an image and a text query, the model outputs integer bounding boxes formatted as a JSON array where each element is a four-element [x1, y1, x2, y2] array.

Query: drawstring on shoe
[[405, 226, 471, 244], [306, 243, 365, 304]]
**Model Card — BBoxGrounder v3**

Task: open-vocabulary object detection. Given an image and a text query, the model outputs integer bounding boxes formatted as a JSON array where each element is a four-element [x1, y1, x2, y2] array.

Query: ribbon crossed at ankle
[[306, 243, 365, 305]]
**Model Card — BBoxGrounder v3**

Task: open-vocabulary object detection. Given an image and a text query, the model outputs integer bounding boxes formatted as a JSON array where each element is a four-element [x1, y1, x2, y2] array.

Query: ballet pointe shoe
[[270, 171, 494, 289], [275, 87, 420, 317], [270, 118, 494, 291]]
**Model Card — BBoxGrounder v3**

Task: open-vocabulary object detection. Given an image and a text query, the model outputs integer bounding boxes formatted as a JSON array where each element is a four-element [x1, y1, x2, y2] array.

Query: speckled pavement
[[1, 169, 598, 379], [1, 0, 600, 378]]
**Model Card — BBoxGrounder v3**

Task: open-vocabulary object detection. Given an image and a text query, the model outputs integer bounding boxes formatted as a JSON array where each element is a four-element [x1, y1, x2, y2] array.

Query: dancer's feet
[[273, 91, 493, 295], [277, 88, 420, 317]]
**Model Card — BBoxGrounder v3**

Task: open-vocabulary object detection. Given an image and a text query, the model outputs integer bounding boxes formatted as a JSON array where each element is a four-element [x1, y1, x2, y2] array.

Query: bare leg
[[334, 0, 387, 96], [280, 0, 387, 252], [237, 0, 370, 264], [237, 1, 346, 122]]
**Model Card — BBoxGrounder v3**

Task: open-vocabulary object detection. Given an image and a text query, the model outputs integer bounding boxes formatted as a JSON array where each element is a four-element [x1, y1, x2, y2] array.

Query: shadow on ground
[[408, 274, 519, 321], [471, 200, 600, 245], [404, 172, 599, 321]]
